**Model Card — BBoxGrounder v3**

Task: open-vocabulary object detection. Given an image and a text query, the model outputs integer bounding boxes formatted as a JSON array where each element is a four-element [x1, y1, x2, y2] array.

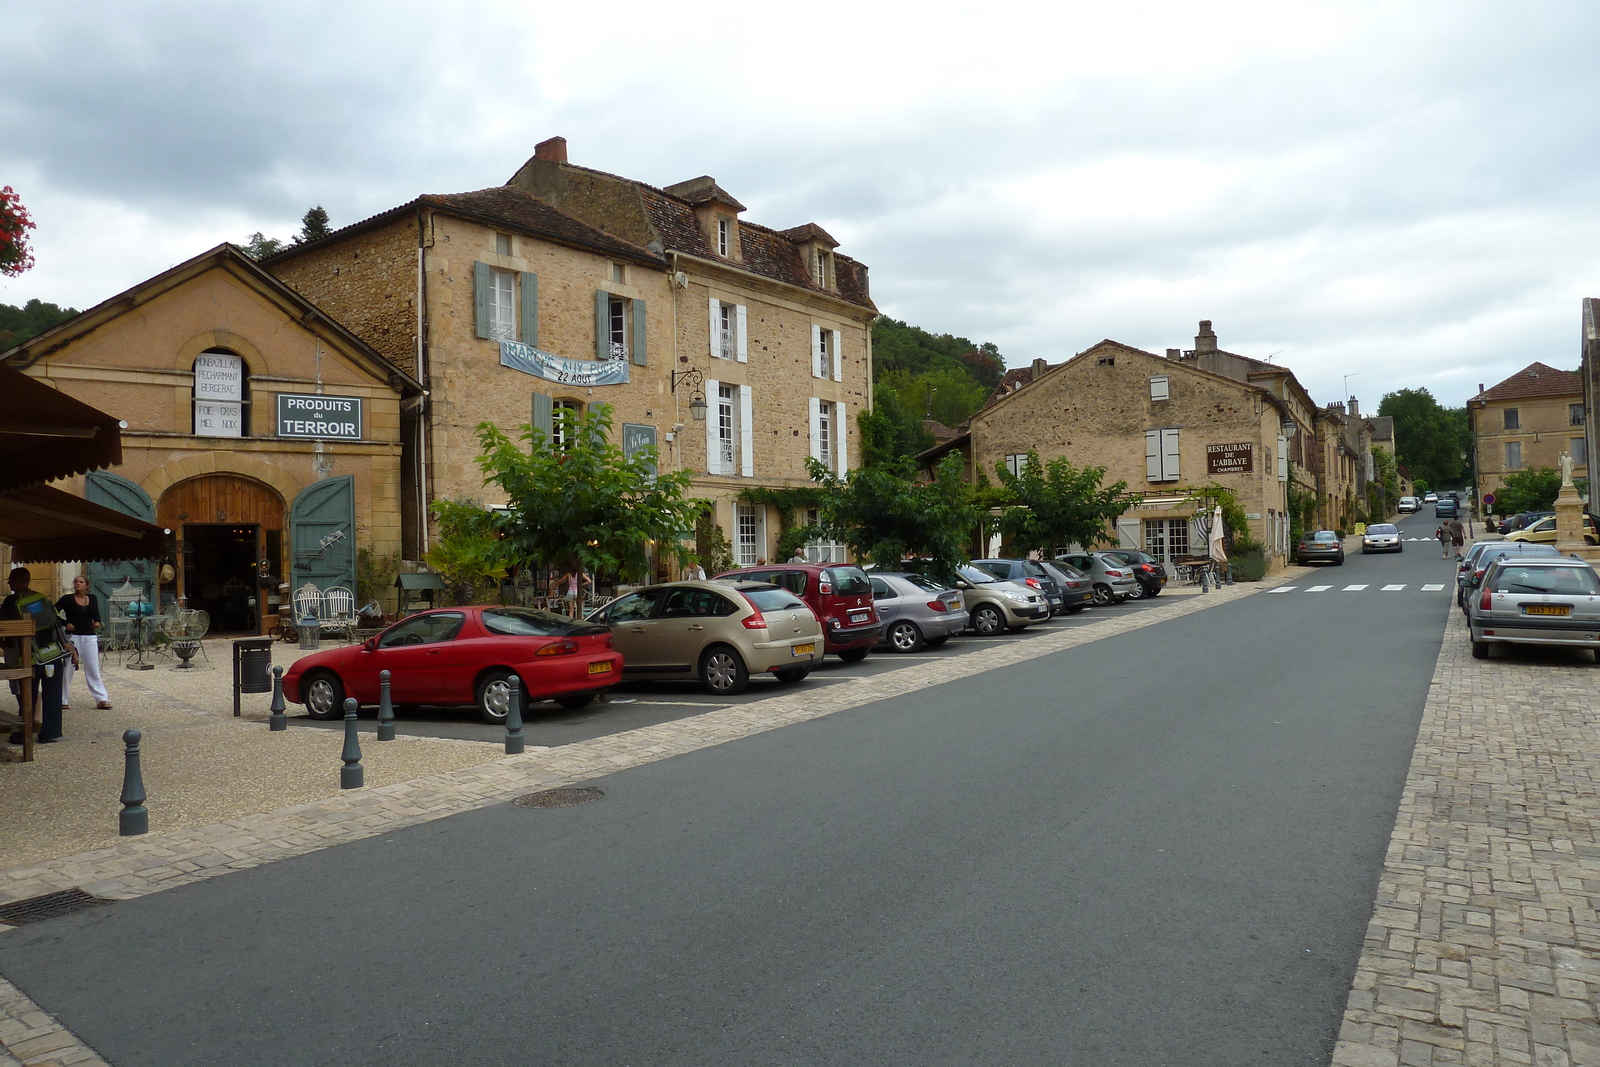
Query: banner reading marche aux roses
[[499, 341, 630, 386], [276, 393, 363, 439]]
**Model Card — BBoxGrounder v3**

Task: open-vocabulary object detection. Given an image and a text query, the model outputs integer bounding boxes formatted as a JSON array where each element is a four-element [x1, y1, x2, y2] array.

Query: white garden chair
[[320, 586, 358, 643]]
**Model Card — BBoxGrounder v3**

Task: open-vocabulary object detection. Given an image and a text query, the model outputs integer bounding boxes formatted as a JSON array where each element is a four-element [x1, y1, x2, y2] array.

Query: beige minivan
[[588, 580, 823, 695]]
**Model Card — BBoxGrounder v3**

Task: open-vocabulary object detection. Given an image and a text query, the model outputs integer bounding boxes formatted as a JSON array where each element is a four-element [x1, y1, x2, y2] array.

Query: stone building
[[267, 137, 877, 570], [929, 328, 1317, 572], [1468, 362, 1588, 509], [1581, 298, 1598, 506], [1312, 404, 1360, 531], [0, 245, 416, 633]]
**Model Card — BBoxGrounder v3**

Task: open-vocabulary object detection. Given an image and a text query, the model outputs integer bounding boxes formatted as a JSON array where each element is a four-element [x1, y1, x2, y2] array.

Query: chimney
[[1478, 383, 1484, 394], [534, 136, 567, 163], [1166, 348, 1180, 359], [1031, 358, 1048, 378], [1329, 401, 1345, 416], [1348, 397, 1359, 419], [1195, 320, 1218, 355]]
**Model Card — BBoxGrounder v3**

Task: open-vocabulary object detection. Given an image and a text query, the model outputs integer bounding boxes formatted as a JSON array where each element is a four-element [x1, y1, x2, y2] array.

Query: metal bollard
[[340, 697, 364, 789], [269, 666, 287, 731], [505, 674, 525, 755], [1200, 567, 1210, 593], [119, 728, 148, 836], [377, 669, 395, 742]]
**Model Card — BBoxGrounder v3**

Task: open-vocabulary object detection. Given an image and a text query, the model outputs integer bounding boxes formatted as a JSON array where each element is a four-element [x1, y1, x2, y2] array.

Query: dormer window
[[813, 250, 831, 287], [495, 233, 511, 256], [717, 218, 730, 257]]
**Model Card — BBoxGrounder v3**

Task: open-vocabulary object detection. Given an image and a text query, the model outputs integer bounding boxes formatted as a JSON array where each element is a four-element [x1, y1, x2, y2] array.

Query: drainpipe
[[415, 207, 432, 555]]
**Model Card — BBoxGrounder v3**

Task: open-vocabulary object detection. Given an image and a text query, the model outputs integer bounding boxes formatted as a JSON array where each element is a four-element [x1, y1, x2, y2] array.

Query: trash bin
[[298, 616, 321, 651], [233, 637, 274, 717]]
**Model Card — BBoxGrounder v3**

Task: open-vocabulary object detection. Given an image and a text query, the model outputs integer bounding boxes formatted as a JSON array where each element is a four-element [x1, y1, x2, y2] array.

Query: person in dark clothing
[[3, 567, 79, 744], [56, 575, 111, 709]]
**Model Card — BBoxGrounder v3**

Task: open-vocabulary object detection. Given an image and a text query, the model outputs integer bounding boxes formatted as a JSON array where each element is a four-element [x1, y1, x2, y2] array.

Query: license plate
[[587, 661, 613, 674], [792, 643, 816, 656], [1525, 605, 1571, 616], [849, 611, 868, 623]]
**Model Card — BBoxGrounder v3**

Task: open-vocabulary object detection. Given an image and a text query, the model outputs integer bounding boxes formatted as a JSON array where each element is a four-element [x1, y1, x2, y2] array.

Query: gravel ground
[[0, 636, 502, 870]]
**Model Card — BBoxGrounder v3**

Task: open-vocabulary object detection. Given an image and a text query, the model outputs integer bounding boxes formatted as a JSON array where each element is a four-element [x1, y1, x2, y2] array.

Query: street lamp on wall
[[671, 362, 707, 422]]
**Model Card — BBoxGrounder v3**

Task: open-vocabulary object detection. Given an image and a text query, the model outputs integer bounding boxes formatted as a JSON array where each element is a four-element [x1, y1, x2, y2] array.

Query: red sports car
[[283, 606, 621, 724]]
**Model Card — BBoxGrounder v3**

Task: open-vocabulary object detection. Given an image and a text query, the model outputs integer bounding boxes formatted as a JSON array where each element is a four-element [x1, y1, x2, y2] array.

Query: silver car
[[1055, 552, 1139, 606], [867, 572, 966, 653], [1361, 523, 1402, 553], [1467, 557, 1600, 662]]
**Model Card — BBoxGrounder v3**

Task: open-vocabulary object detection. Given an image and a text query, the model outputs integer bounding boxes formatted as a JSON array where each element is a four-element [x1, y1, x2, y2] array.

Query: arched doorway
[[158, 474, 285, 634]]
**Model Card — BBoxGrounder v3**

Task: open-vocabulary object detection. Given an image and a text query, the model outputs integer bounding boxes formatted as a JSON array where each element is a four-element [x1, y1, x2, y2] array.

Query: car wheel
[[923, 635, 949, 647], [887, 620, 924, 653], [303, 671, 344, 721], [970, 604, 1005, 635], [555, 692, 595, 710], [837, 646, 871, 663], [1146, 585, 1160, 597], [699, 645, 750, 695], [476, 669, 520, 725], [1471, 640, 1489, 660], [773, 665, 810, 683], [1091, 584, 1114, 606], [1125, 582, 1145, 600]]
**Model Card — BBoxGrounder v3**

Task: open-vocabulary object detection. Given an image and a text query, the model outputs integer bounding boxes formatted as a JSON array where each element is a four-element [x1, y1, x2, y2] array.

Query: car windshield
[[743, 587, 807, 612], [1367, 524, 1397, 535], [1039, 561, 1083, 583], [1311, 531, 1339, 542], [901, 574, 951, 594], [957, 565, 999, 584], [481, 608, 606, 637], [1493, 565, 1600, 596], [824, 568, 872, 596]]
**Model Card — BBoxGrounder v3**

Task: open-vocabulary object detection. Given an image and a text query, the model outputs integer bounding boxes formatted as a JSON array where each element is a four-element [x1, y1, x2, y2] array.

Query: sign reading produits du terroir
[[1206, 442, 1254, 475], [275, 393, 363, 440]]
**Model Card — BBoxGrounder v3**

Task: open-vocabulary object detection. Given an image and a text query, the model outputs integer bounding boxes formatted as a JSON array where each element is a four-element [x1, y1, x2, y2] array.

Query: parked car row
[[283, 554, 1166, 722], [1465, 553, 1600, 662]]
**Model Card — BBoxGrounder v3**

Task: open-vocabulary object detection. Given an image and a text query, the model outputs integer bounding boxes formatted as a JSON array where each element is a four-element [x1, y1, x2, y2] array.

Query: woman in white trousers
[[56, 575, 112, 709]]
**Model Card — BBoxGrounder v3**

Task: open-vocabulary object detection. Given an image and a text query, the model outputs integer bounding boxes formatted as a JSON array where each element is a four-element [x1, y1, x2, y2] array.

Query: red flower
[[0, 186, 38, 277]]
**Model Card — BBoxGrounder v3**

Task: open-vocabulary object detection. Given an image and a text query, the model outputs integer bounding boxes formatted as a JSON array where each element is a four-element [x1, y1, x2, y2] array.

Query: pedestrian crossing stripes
[[1343, 584, 1369, 591], [1382, 584, 1406, 591], [1421, 584, 1444, 591], [1267, 583, 1452, 595]]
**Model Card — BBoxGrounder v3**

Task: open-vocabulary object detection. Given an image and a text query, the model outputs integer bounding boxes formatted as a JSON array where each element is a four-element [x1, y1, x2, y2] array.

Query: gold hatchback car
[[587, 580, 824, 695]]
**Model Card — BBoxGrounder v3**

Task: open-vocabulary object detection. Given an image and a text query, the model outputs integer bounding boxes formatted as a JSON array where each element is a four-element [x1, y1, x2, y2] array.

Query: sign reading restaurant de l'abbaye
[[1206, 442, 1254, 475], [276, 393, 363, 440]]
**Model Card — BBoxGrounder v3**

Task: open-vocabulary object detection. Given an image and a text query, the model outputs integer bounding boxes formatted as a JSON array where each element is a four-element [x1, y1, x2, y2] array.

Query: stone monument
[[1553, 451, 1597, 561]]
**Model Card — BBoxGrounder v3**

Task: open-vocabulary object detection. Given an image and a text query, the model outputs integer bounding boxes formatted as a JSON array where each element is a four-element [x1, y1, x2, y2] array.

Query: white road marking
[[1382, 584, 1407, 591], [1307, 585, 1332, 592], [1421, 584, 1445, 591], [1343, 584, 1369, 591], [1267, 586, 1296, 593]]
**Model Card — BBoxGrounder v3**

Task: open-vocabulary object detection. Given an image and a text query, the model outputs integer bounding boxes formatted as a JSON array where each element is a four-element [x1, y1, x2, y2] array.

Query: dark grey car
[[867, 572, 967, 653]]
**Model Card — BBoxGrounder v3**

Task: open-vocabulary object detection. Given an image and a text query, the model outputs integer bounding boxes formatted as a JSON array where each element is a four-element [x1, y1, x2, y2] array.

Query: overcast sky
[[5, 0, 1598, 409]]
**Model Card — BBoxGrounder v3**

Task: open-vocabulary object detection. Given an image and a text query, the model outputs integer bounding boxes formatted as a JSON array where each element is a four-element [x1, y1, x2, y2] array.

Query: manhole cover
[[513, 787, 604, 808], [0, 887, 113, 927]]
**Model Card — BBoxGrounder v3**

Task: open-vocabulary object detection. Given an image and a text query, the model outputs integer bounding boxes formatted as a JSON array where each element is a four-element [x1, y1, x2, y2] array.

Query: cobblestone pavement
[[1333, 595, 1600, 1067]]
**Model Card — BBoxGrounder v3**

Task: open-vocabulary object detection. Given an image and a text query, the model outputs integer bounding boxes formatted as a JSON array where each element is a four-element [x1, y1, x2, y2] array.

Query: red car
[[283, 606, 621, 725]]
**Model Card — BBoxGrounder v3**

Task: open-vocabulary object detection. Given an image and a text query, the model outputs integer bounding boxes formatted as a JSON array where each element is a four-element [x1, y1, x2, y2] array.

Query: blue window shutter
[[474, 262, 492, 339], [595, 289, 610, 360], [632, 298, 647, 366], [532, 392, 553, 441], [519, 273, 539, 346]]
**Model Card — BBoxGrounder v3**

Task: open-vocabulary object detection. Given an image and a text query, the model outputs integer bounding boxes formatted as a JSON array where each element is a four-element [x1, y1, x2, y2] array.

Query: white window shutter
[[809, 397, 823, 462], [736, 304, 748, 363], [831, 329, 843, 382], [811, 325, 823, 378], [1145, 430, 1161, 481], [1150, 376, 1169, 401], [739, 386, 754, 478], [1161, 428, 1181, 481], [709, 299, 721, 359], [1277, 435, 1289, 482], [705, 378, 721, 474], [835, 399, 848, 474]]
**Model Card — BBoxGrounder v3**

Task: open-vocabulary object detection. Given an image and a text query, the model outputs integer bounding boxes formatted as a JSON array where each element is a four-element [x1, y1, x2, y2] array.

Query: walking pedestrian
[[1448, 517, 1466, 560], [1436, 523, 1450, 558], [56, 575, 112, 710], [2, 567, 79, 745]]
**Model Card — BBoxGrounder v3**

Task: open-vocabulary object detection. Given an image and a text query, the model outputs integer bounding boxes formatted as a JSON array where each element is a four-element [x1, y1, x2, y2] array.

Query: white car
[[1362, 522, 1402, 554], [1397, 496, 1419, 513], [1423, 492, 1439, 504]]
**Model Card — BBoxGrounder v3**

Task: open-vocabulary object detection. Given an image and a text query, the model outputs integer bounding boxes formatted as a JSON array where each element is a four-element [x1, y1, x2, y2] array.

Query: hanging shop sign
[[276, 393, 363, 440], [499, 340, 630, 386], [1206, 442, 1254, 475]]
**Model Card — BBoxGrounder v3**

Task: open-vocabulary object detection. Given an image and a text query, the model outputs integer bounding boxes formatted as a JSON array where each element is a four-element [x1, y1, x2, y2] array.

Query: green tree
[[425, 499, 510, 605], [1377, 388, 1472, 488], [242, 232, 285, 259], [1493, 467, 1563, 515], [805, 453, 983, 573], [0, 298, 78, 349], [877, 366, 991, 428], [992, 452, 1129, 554], [857, 387, 934, 467], [297, 206, 332, 244], [472, 404, 700, 581]]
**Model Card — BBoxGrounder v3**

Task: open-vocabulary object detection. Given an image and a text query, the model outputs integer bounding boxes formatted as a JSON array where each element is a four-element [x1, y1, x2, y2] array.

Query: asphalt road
[[0, 517, 1454, 1066], [286, 587, 1184, 746]]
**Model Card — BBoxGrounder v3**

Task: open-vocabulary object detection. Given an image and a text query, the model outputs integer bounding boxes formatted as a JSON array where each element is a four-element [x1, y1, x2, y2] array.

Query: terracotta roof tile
[[419, 188, 661, 263], [1474, 362, 1583, 402]]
